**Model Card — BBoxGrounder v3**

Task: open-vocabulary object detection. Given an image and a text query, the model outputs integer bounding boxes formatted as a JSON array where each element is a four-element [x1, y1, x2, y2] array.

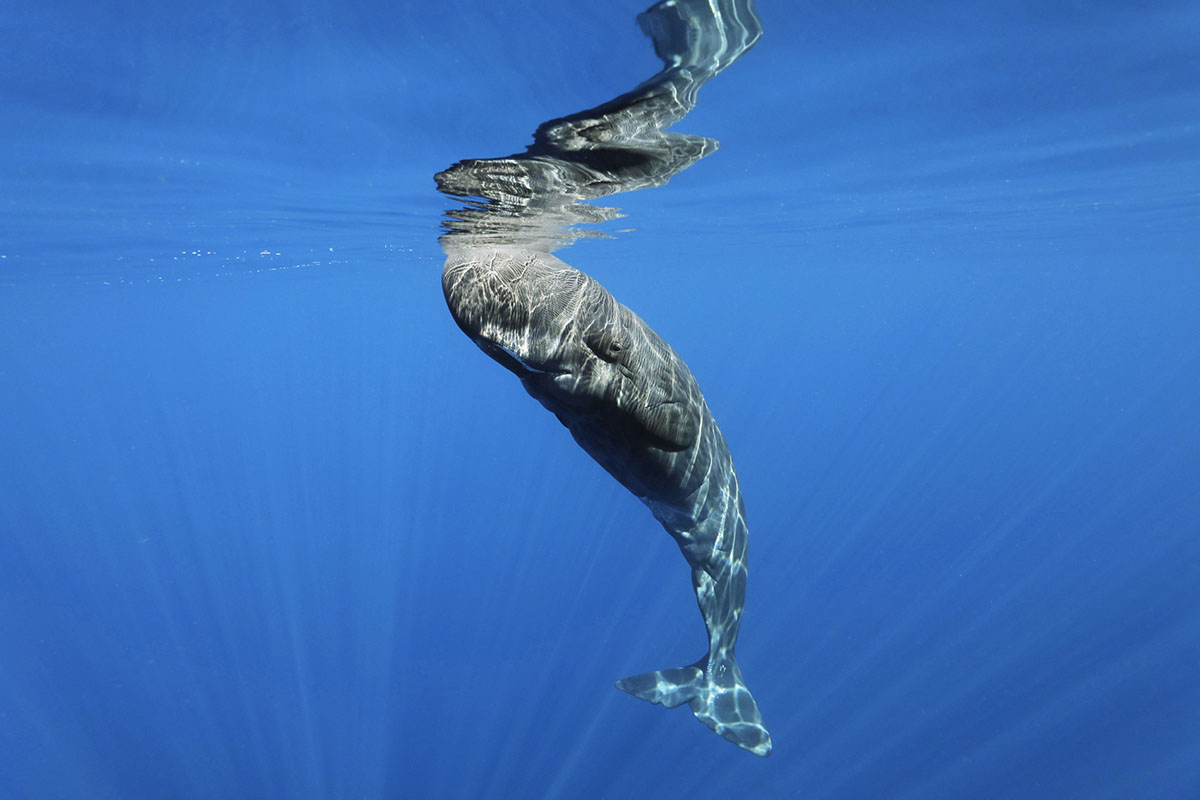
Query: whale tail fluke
[[616, 655, 772, 757]]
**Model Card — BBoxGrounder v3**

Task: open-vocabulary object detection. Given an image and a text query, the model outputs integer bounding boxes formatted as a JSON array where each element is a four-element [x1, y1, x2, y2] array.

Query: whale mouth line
[[486, 340, 567, 377]]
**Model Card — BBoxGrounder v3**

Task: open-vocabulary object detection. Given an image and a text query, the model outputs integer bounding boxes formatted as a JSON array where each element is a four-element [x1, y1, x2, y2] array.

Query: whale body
[[442, 247, 772, 756]]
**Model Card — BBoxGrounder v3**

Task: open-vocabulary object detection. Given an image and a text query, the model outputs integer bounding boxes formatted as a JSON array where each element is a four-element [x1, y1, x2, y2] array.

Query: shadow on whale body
[[435, 0, 770, 757]]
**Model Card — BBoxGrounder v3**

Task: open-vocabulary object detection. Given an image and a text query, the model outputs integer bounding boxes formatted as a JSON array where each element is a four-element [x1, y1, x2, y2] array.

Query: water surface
[[2, 0, 1198, 797]]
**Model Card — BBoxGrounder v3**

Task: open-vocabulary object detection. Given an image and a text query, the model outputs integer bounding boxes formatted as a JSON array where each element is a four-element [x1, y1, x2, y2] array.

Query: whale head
[[441, 248, 597, 378], [442, 248, 701, 452]]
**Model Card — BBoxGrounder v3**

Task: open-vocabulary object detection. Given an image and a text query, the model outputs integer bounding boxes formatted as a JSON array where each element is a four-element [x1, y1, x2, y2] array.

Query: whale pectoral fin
[[625, 361, 701, 450], [635, 399, 700, 451]]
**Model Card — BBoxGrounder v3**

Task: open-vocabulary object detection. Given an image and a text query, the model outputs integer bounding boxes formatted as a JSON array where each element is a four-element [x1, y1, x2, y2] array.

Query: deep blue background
[[2, 1, 1199, 797]]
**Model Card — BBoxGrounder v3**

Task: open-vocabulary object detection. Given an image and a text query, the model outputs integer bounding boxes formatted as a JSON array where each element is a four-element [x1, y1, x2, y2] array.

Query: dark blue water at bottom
[[2, 1, 1198, 798]]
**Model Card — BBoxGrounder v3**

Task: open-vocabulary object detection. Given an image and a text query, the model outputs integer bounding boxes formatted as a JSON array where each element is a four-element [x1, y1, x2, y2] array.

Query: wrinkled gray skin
[[442, 246, 771, 757], [437, 0, 770, 756]]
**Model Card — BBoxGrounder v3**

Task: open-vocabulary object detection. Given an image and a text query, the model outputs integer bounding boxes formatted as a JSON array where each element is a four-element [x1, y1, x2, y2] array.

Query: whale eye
[[587, 330, 626, 363]]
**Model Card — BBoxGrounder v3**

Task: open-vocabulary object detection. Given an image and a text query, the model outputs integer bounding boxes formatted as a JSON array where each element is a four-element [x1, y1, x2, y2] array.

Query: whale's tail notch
[[616, 654, 772, 757]]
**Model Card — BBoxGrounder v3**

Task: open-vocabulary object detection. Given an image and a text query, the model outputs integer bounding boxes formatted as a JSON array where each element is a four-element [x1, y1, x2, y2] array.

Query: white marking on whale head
[[493, 342, 557, 375]]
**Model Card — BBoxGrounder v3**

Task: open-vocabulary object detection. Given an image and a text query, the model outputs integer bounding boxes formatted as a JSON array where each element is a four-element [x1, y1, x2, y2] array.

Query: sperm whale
[[435, 0, 769, 756]]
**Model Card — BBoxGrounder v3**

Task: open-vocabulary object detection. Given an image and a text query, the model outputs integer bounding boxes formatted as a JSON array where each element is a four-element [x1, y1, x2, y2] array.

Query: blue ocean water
[[2, 0, 1198, 796]]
